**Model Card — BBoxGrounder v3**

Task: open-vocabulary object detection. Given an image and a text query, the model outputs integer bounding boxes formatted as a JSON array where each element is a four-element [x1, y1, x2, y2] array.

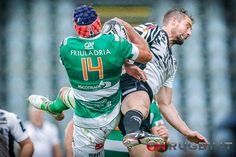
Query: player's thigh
[[72, 114, 120, 157], [121, 91, 150, 116], [64, 119, 73, 157], [128, 144, 156, 157]]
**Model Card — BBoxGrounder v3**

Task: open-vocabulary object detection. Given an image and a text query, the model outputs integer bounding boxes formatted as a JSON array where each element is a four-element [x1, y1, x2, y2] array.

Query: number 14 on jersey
[[81, 57, 104, 81]]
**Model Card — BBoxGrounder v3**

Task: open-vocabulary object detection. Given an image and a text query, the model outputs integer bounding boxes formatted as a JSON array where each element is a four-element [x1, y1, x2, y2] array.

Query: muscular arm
[[156, 87, 208, 144], [19, 137, 34, 157], [156, 87, 191, 136], [113, 17, 152, 63]]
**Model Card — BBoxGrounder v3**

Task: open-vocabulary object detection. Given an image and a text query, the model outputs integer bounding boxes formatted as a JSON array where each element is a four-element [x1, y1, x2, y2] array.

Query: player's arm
[[18, 138, 34, 157], [124, 62, 147, 81], [151, 123, 169, 153], [114, 18, 152, 64], [156, 87, 208, 144], [8, 113, 34, 157]]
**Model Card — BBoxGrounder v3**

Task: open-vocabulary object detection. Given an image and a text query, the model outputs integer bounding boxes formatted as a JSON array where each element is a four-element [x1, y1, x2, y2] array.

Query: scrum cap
[[73, 5, 101, 38]]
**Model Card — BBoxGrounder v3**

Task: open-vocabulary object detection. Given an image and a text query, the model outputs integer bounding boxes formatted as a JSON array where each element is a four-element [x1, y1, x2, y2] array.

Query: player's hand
[[124, 61, 147, 81], [151, 122, 169, 143], [185, 130, 208, 144], [150, 122, 169, 152], [112, 17, 133, 36], [113, 17, 130, 27]]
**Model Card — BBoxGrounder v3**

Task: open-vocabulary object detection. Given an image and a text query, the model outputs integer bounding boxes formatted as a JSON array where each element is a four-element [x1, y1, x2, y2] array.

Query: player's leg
[[128, 145, 157, 157], [72, 113, 120, 157], [120, 74, 164, 148], [28, 86, 75, 120], [122, 90, 150, 135], [64, 119, 74, 157]]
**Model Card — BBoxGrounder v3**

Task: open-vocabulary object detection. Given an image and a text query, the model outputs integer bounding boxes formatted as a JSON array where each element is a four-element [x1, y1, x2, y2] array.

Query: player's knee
[[139, 104, 149, 119], [59, 87, 70, 100], [122, 102, 149, 118]]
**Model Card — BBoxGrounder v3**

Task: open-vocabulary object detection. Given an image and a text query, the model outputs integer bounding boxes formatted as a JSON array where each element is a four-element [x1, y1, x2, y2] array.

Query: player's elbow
[[158, 101, 171, 112], [144, 50, 152, 62], [135, 49, 152, 64]]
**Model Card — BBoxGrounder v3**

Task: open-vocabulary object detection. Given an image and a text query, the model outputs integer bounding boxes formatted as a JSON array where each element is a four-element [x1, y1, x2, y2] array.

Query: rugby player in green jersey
[[27, 5, 157, 157]]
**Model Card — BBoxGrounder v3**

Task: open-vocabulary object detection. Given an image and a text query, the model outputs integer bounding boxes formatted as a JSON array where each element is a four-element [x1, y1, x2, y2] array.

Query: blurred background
[[0, 0, 235, 156]]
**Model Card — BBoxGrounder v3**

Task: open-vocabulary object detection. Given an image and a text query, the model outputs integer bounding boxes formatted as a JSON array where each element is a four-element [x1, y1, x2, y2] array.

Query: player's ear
[[171, 16, 178, 26]]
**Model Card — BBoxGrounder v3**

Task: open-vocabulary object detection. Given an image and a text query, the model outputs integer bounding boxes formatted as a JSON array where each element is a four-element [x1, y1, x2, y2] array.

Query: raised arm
[[114, 17, 152, 63]]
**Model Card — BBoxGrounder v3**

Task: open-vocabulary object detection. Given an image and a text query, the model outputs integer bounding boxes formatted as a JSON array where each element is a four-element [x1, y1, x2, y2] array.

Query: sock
[[123, 110, 143, 134], [48, 95, 69, 113]]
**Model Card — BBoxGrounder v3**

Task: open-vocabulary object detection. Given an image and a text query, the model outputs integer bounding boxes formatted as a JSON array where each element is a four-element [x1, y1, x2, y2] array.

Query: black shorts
[[120, 73, 153, 101], [119, 73, 154, 135]]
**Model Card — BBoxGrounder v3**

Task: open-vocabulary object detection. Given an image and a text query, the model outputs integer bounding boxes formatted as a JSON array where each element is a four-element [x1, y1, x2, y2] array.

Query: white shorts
[[72, 113, 121, 157]]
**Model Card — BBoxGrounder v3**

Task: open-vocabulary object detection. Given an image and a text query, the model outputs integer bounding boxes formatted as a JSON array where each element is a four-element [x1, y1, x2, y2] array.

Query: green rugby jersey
[[150, 101, 163, 127], [60, 33, 138, 122]]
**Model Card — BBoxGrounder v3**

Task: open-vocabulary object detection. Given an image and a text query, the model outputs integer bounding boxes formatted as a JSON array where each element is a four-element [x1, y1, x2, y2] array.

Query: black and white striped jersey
[[134, 23, 177, 95], [0, 109, 28, 157]]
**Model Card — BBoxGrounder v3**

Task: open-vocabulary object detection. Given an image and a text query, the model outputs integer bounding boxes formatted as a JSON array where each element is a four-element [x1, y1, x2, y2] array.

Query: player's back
[[60, 33, 129, 90], [60, 33, 136, 120]]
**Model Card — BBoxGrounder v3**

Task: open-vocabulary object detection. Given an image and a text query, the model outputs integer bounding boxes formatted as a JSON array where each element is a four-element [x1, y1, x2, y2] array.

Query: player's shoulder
[[60, 36, 78, 47], [134, 22, 159, 32], [0, 109, 17, 120], [0, 109, 19, 127], [140, 23, 168, 47], [156, 29, 169, 47]]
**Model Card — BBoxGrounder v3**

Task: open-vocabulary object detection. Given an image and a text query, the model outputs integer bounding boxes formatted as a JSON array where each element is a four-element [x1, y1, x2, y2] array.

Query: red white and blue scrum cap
[[73, 5, 101, 38]]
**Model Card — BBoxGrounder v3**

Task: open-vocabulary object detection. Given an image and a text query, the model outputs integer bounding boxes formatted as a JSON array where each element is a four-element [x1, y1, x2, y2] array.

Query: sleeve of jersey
[[59, 38, 70, 65], [150, 102, 164, 128], [163, 70, 176, 88], [8, 113, 28, 142], [113, 34, 139, 60]]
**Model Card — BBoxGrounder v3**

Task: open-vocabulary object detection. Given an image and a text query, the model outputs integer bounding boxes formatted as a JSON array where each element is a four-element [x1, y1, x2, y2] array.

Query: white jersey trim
[[74, 102, 121, 128], [131, 43, 139, 60], [73, 82, 120, 101]]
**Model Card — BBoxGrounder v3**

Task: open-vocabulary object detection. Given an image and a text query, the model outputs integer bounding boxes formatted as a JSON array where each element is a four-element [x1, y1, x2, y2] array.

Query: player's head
[[73, 5, 101, 38], [163, 8, 194, 45]]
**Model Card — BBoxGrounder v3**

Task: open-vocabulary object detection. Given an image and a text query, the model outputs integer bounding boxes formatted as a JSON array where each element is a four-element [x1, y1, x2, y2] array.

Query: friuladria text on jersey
[[70, 49, 111, 56]]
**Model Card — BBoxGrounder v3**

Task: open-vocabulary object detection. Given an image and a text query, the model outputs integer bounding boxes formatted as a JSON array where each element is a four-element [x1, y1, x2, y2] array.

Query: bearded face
[[171, 17, 192, 45], [173, 34, 185, 45]]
